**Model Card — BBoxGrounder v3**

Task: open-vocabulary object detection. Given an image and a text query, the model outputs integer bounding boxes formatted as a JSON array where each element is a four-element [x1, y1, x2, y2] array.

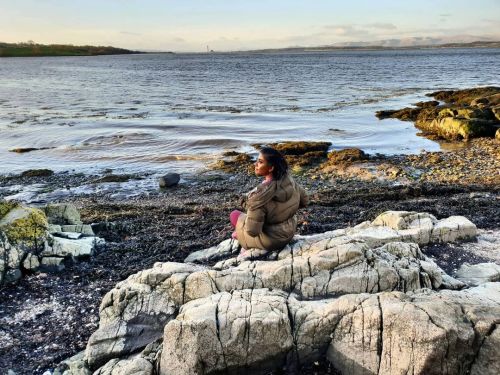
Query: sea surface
[[0, 48, 499, 174]]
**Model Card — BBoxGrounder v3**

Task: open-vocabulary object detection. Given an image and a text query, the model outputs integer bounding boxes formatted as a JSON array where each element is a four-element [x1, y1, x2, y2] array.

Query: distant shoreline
[[0, 42, 143, 58], [1, 41, 499, 57]]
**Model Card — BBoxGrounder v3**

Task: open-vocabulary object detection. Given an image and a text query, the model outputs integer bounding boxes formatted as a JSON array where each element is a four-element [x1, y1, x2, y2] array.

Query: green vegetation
[[0, 42, 140, 57]]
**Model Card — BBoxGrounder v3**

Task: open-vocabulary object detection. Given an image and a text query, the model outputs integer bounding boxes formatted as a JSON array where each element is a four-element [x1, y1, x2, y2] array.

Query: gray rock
[[455, 262, 500, 286], [184, 238, 239, 263], [44, 203, 82, 225], [40, 256, 66, 272], [159, 173, 180, 188], [43, 236, 104, 258], [60, 224, 94, 235], [4, 269, 22, 284], [23, 253, 40, 271]]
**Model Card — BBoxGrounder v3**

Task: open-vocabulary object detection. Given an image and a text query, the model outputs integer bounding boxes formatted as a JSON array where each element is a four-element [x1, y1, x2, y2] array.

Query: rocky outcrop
[[376, 87, 500, 141], [455, 262, 500, 286], [0, 201, 103, 286], [79, 211, 499, 374]]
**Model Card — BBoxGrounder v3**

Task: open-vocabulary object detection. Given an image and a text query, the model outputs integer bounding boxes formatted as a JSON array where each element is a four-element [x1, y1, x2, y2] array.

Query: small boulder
[[159, 173, 180, 188]]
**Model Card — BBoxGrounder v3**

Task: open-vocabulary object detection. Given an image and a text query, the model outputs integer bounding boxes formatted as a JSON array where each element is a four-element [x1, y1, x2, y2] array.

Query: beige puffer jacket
[[236, 174, 308, 251]]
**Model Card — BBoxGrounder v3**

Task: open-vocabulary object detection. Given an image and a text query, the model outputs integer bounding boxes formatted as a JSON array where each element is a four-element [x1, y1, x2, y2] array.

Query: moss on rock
[[0, 201, 19, 220], [0, 207, 48, 248]]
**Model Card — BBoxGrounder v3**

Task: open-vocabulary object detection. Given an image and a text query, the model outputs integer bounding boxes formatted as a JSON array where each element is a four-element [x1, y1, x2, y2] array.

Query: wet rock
[[19, 169, 54, 177], [93, 174, 141, 183], [414, 100, 440, 108], [252, 141, 331, 155], [327, 148, 369, 164], [455, 262, 500, 286], [44, 203, 82, 225], [9, 147, 55, 153], [159, 173, 180, 188], [427, 86, 500, 105], [496, 128, 500, 140], [375, 107, 421, 121], [378, 87, 500, 141]]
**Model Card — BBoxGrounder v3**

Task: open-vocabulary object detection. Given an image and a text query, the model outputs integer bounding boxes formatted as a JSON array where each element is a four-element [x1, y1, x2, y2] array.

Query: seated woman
[[230, 147, 308, 254]]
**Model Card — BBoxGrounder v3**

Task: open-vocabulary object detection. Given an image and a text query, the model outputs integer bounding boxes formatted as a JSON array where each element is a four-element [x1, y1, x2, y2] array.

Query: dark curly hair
[[259, 147, 289, 180]]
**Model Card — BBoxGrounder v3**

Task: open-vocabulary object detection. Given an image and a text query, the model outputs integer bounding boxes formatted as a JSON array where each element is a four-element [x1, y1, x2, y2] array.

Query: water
[[0, 48, 499, 174]]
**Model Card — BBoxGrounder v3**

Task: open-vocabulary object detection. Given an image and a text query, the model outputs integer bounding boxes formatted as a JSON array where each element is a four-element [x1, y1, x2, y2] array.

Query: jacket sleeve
[[244, 206, 266, 237], [299, 185, 309, 208]]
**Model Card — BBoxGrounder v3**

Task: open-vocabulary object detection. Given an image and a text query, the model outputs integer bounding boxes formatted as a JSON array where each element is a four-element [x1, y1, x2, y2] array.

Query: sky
[[1, 0, 499, 52]]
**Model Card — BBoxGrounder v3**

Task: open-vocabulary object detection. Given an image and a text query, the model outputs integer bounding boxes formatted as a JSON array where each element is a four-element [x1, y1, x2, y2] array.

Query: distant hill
[[0, 42, 142, 57], [242, 41, 500, 53]]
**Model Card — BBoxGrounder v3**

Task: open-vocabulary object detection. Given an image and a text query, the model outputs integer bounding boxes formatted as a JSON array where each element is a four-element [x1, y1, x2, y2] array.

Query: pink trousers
[[230, 210, 243, 239]]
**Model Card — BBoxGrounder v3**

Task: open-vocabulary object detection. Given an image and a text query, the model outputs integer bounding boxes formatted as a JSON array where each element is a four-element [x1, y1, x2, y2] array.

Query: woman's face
[[254, 152, 274, 177]]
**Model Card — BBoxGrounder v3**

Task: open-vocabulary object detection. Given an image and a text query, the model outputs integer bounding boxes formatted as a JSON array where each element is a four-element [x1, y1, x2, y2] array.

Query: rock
[[496, 128, 500, 140], [40, 256, 66, 272], [159, 173, 180, 188], [159, 283, 500, 375], [427, 87, 500, 105], [430, 216, 477, 242], [19, 169, 54, 177], [53, 351, 91, 375], [327, 148, 368, 163], [414, 100, 440, 108], [455, 262, 500, 286], [48, 224, 63, 233], [377, 87, 500, 141], [44, 203, 82, 225], [161, 289, 293, 374], [43, 235, 104, 258], [23, 253, 40, 271], [0, 206, 48, 252], [83, 212, 495, 374], [60, 224, 94, 235], [252, 141, 331, 155], [94, 357, 153, 375], [375, 107, 421, 121], [419, 116, 496, 140], [184, 238, 239, 263], [4, 269, 22, 284]]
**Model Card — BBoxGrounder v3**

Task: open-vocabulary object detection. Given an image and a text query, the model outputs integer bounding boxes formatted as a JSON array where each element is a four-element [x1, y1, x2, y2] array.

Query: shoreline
[[0, 136, 499, 374]]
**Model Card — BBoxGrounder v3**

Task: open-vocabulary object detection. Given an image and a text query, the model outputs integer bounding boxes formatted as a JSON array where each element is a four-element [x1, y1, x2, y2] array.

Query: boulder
[[82, 212, 497, 374], [43, 236, 104, 258], [44, 203, 82, 225], [0, 206, 48, 249], [159, 173, 180, 188], [455, 262, 500, 286], [430, 216, 477, 243]]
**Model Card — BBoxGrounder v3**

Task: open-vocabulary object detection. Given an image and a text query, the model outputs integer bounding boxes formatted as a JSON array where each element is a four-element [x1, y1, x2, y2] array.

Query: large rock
[[455, 262, 500, 286], [81, 212, 498, 375], [159, 283, 500, 375], [86, 211, 474, 370], [377, 87, 500, 141]]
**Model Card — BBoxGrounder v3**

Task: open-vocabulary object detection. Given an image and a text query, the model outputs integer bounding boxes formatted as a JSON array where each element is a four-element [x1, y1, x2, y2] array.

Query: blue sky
[[1, 0, 499, 51]]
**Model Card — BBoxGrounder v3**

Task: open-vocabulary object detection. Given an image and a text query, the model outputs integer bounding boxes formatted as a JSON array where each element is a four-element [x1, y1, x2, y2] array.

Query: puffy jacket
[[236, 174, 308, 251]]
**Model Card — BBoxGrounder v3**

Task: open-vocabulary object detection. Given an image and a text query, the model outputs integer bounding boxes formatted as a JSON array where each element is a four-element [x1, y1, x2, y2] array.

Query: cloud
[[366, 23, 397, 30], [439, 13, 452, 17], [120, 31, 142, 36], [172, 37, 185, 42]]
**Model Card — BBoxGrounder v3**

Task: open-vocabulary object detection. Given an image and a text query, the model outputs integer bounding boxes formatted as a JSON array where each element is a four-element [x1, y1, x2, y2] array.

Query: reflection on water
[[0, 49, 499, 174]]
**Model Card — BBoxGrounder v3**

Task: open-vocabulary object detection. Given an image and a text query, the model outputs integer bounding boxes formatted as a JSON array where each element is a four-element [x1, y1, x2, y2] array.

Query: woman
[[230, 147, 308, 253]]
